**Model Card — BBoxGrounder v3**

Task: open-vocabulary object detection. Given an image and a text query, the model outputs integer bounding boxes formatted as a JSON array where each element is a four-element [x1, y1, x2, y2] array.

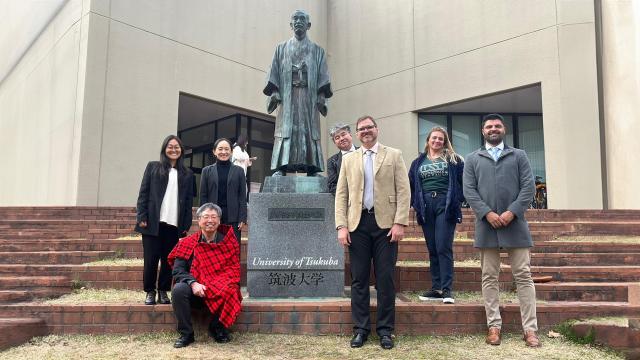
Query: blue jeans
[[421, 192, 456, 291]]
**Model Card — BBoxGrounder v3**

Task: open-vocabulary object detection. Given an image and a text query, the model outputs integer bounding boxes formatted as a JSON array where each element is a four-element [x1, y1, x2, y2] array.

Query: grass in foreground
[[82, 258, 143, 266], [0, 332, 622, 360], [551, 236, 640, 244]]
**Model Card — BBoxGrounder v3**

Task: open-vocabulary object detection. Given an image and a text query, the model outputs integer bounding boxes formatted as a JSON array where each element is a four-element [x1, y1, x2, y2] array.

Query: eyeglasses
[[166, 146, 181, 150], [356, 125, 376, 132], [199, 215, 219, 220]]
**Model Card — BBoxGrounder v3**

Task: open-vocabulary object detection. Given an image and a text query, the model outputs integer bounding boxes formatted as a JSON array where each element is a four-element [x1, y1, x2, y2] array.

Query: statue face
[[290, 11, 310, 38]]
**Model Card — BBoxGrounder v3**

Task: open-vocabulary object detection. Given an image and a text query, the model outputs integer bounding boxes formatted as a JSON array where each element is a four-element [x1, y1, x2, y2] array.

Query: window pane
[[251, 118, 275, 143], [518, 116, 546, 180], [180, 123, 214, 148], [418, 114, 447, 153], [451, 115, 481, 158], [217, 116, 236, 139], [501, 116, 514, 147]]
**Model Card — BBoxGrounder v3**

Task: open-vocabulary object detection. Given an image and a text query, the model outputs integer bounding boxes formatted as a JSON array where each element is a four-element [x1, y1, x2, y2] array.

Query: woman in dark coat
[[135, 135, 194, 305], [409, 127, 464, 305], [200, 138, 247, 246]]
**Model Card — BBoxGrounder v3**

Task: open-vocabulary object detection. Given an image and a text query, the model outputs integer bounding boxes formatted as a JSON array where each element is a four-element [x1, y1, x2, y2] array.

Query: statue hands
[[267, 91, 282, 114], [317, 93, 327, 116]]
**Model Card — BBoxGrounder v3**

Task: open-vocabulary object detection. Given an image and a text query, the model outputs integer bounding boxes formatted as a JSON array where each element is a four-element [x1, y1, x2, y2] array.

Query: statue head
[[290, 10, 311, 40]]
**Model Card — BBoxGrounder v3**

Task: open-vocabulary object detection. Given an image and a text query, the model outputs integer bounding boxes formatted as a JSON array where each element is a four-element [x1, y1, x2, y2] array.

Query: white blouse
[[232, 145, 251, 175], [159, 168, 179, 227]]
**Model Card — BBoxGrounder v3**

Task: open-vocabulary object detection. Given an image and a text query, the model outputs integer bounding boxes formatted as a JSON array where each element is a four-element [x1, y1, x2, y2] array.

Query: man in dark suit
[[326, 123, 357, 195], [335, 115, 411, 350]]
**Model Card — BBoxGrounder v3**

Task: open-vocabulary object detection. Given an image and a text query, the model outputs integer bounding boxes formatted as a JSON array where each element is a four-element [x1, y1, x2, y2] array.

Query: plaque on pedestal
[[247, 177, 344, 298]]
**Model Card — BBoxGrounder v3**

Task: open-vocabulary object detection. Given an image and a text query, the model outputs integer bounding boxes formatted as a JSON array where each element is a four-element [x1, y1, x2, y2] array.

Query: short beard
[[484, 135, 503, 146]]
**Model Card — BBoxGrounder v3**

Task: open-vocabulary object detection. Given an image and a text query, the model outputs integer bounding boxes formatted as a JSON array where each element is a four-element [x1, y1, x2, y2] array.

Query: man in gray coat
[[462, 113, 540, 348]]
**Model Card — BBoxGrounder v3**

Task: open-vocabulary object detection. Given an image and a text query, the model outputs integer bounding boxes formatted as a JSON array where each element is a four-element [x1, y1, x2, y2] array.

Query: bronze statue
[[263, 10, 332, 176]]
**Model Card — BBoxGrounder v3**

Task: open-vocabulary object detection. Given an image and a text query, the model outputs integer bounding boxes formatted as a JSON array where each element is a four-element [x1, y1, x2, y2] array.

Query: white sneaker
[[442, 290, 455, 304]]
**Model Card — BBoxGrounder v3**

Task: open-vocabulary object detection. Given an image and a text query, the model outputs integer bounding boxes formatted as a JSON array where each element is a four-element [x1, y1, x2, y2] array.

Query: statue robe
[[263, 36, 332, 173]]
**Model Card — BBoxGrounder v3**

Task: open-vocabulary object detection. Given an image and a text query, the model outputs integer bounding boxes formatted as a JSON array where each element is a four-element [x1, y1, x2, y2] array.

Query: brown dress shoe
[[523, 330, 541, 347], [485, 327, 501, 345]]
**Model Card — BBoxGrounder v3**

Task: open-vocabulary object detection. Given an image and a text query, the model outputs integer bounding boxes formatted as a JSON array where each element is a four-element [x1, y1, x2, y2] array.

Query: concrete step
[[0, 251, 117, 264], [0, 276, 71, 290], [0, 317, 49, 350]]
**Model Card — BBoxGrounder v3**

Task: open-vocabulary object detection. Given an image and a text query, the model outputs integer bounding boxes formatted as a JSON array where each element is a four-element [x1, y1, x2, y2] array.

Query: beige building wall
[[4, 0, 634, 209], [326, 0, 603, 209], [600, 0, 640, 209], [0, 0, 90, 205], [74, 0, 328, 206]]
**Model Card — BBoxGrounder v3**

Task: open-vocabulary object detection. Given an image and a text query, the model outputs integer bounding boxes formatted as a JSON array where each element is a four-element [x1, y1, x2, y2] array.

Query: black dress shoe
[[144, 291, 156, 305], [157, 290, 171, 304], [215, 326, 232, 343], [173, 334, 194, 348], [379, 335, 394, 350], [350, 333, 368, 348]]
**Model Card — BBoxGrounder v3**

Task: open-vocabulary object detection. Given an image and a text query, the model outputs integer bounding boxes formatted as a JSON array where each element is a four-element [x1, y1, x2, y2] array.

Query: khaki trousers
[[480, 247, 538, 332]]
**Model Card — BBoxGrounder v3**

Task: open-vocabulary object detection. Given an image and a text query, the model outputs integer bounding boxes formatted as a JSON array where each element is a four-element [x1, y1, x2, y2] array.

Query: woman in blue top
[[409, 127, 464, 304]]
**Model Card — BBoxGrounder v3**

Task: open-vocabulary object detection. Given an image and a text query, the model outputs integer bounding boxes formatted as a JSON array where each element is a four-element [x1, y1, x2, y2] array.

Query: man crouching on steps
[[169, 203, 242, 348]]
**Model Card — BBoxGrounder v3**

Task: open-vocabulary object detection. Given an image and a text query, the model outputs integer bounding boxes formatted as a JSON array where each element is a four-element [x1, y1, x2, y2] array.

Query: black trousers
[[142, 222, 179, 292], [348, 210, 398, 336], [172, 282, 221, 337], [221, 206, 241, 259]]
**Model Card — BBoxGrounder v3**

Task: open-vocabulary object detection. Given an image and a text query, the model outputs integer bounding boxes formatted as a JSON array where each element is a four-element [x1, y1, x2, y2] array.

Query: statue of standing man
[[263, 10, 332, 176]]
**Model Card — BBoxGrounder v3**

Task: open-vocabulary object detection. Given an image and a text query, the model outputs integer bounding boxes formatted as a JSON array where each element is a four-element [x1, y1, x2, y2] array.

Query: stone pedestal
[[247, 177, 343, 298]]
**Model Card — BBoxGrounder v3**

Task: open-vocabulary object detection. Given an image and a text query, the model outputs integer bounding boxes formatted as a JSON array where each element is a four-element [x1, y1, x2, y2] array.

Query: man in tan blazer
[[335, 115, 410, 350]]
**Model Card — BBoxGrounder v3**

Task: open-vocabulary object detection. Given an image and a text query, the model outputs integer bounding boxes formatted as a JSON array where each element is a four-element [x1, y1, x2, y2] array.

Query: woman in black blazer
[[135, 135, 194, 305], [200, 138, 247, 245]]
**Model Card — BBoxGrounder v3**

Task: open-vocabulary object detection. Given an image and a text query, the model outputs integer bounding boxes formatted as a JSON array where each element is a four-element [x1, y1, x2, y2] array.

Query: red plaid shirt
[[168, 224, 242, 328]]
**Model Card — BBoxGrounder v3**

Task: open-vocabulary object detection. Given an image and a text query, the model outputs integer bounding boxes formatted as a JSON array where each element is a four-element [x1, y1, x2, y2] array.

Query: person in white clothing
[[231, 135, 257, 176]]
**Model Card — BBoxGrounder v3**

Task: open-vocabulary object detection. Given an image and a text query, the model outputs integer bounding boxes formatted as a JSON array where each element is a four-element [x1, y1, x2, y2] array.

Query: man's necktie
[[363, 150, 374, 210], [490, 147, 501, 162]]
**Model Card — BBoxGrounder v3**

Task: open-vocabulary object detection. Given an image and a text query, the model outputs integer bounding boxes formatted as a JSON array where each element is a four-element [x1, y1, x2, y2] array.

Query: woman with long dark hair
[[200, 138, 247, 247], [409, 127, 464, 304], [135, 135, 194, 305], [231, 134, 257, 176]]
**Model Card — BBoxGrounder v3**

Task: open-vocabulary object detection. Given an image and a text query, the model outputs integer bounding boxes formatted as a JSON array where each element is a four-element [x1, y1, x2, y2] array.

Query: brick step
[[535, 282, 633, 302], [0, 317, 49, 350], [0, 289, 70, 304], [396, 264, 640, 291], [397, 240, 640, 262], [0, 240, 140, 254], [571, 320, 640, 359], [1, 207, 639, 223], [1, 300, 638, 336], [0, 276, 71, 290], [508, 252, 640, 266], [532, 265, 640, 282], [0, 251, 117, 264]]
